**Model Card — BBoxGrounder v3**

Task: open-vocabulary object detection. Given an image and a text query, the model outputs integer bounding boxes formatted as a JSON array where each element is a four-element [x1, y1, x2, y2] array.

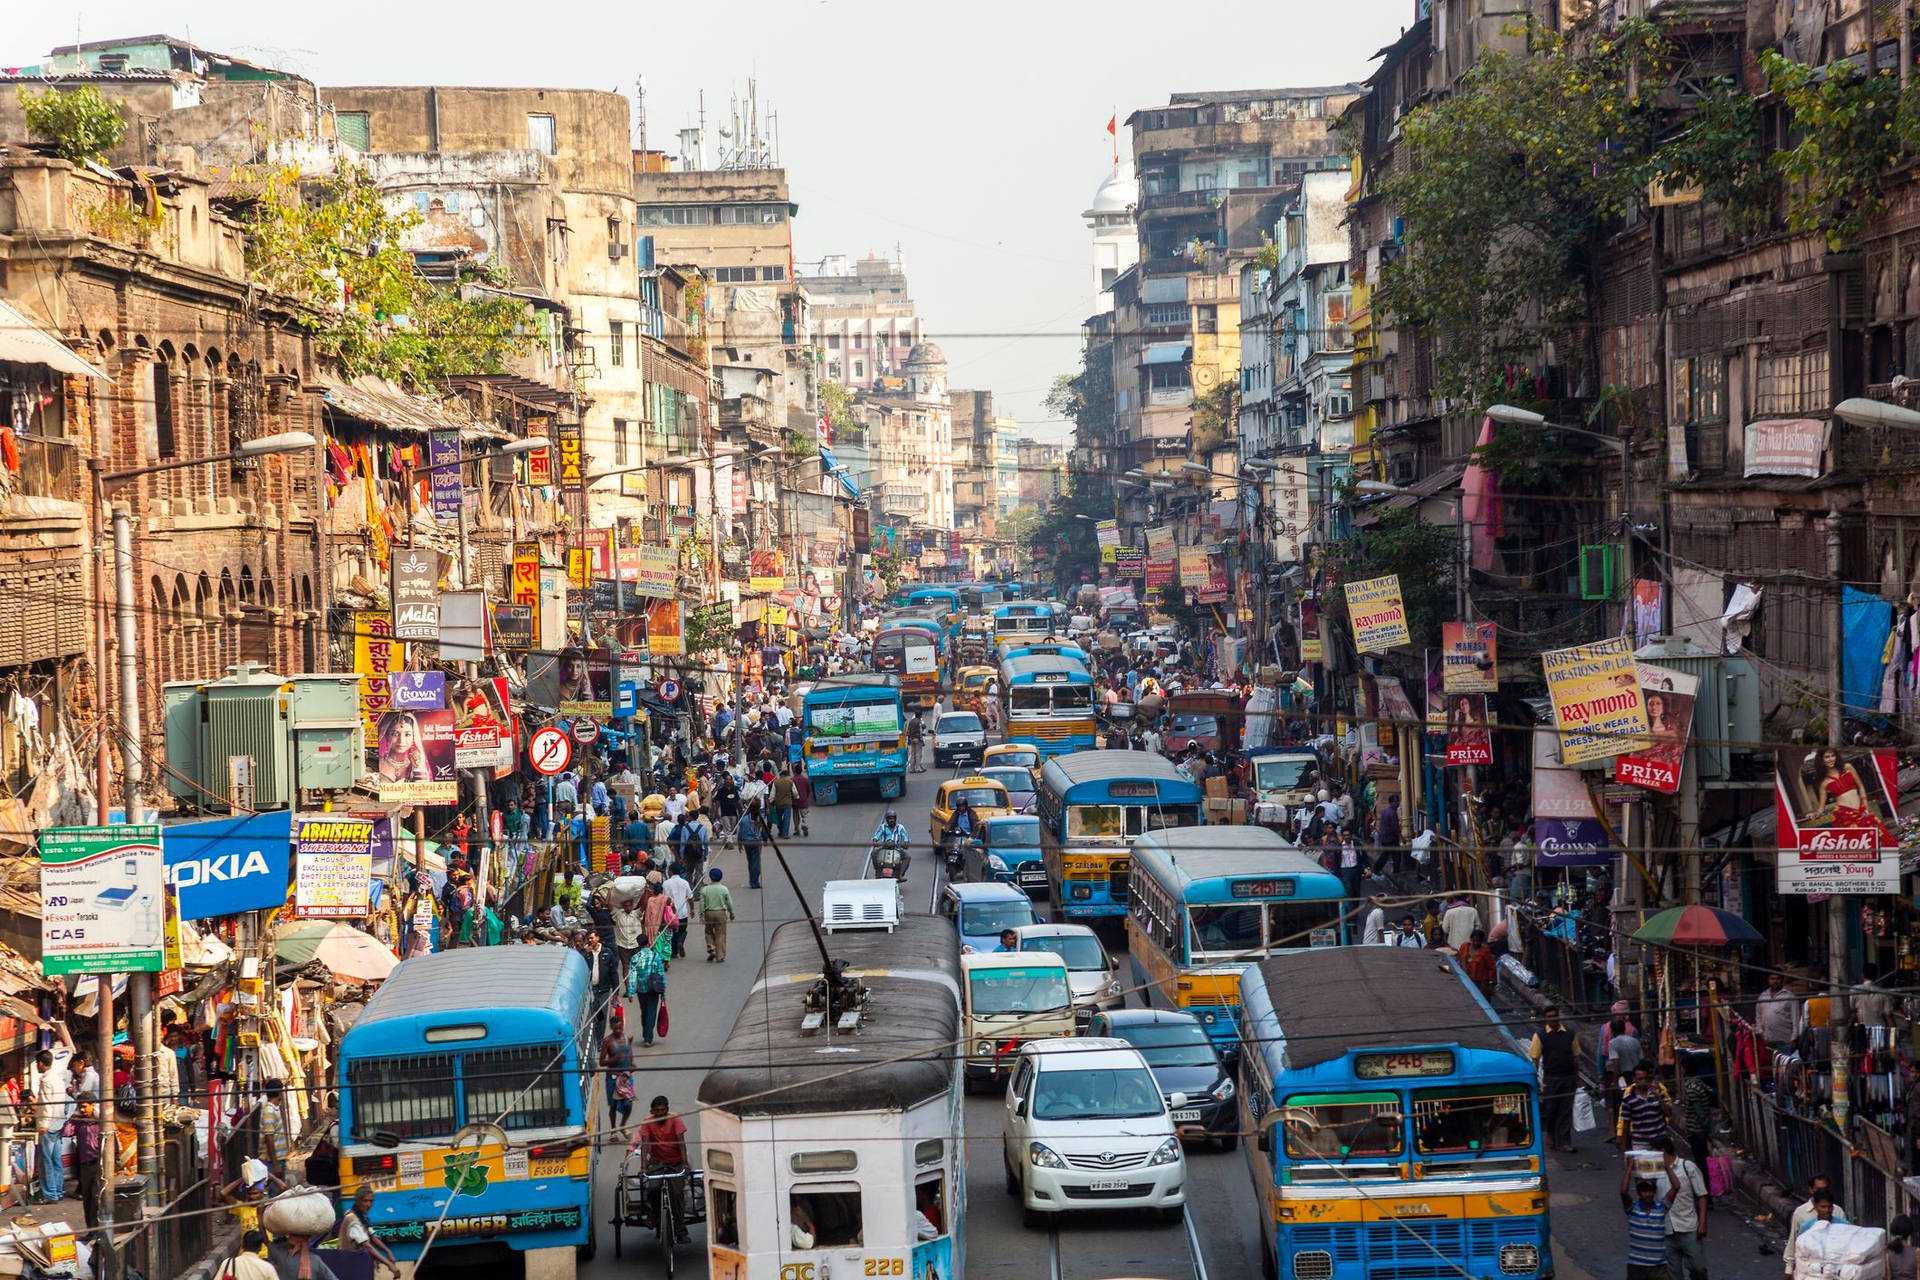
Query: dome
[[905, 341, 947, 368], [1088, 166, 1139, 216]]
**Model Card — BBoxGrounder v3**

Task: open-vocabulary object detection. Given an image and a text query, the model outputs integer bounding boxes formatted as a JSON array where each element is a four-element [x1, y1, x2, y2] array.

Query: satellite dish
[[719, 125, 735, 138]]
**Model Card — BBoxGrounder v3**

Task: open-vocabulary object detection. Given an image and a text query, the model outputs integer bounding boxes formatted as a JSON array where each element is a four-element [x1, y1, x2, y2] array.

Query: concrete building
[[995, 417, 1021, 518], [803, 254, 926, 391], [950, 390, 1003, 542], [856, 342, 954, 537], [1018, 440, 1067, 511], [1085, 165, 1140, 314]]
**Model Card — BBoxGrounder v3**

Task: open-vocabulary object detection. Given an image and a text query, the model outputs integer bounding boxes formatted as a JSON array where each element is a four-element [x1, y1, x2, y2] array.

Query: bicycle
[[612, 1154, 704, 1273]]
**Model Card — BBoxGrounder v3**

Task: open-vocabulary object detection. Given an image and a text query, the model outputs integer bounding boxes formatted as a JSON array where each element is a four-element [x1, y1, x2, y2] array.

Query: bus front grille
[[1291, 1221, 1541, 1280]]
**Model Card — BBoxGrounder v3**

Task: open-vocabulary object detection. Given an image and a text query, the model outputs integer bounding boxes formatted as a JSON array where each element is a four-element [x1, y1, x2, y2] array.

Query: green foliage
[[1376, 20, 1667, 406], [784, 431, 819, 460], [1326, 509, 1457, 648], [18, 85, 125, 163], [1190, 382, 1237, 454], [870, 549, 909, 596], [237, 166, 530, 386], [1761, 52, 1904, 250], [1253, 239, 1282, 273], [1651, 77, 1777, 238], [1468, 416, 1588, 491], [818, 381, 856, 437], [1046, 343, 1115, 443]]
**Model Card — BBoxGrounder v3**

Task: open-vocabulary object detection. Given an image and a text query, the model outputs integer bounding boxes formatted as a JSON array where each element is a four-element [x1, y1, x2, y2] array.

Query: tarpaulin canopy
[[0, 299, 107, 380]]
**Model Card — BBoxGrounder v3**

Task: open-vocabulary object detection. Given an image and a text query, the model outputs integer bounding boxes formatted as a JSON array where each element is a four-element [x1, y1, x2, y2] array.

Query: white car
[[1003, 1038, 1187, 1228], [1010, 923, 1121, 1021], [933, 710, 987, 767]]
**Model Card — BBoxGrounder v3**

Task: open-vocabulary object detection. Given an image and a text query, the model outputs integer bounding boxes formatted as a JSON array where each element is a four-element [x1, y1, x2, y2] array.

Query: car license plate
[[1171, 1108, 1202, 1123], [1088, 1178, 1129, 1192]]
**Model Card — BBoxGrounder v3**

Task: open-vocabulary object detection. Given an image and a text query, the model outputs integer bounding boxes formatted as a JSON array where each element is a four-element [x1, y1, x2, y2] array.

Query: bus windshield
[[1030, 1067, 1163, 1120], [1010, 687, 1051, 712], [1282, 1093, 1404, 1161], [968, 966, 1070, 1015], [1412, 1086, 1534, 1156], [1190, 905, 1263, 954], [1254, 756, 1317, 790]]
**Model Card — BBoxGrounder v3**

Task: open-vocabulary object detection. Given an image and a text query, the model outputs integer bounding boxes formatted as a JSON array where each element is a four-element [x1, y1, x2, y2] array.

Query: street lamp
[[1485, 403, 1633, 598], [1834, 397, 1920, 429], [89, 426, 315, 1251]]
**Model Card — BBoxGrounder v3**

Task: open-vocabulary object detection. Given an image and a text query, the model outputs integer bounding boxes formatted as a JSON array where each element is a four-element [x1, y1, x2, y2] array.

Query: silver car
[[1012, 923, 1121, 1021]]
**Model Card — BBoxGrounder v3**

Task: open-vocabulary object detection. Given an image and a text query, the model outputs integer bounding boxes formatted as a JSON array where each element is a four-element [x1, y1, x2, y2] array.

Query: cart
[[611, 1150, 706, 1272]]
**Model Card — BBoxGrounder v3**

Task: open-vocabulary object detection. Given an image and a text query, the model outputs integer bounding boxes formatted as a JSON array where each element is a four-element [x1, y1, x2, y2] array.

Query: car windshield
[[968, 966, 1069, 1015], [1282, 1094, 1404, 1162], [1412, 1087, 1534, 1156], [960, 901, 1036, 936], [992, 750, 1040, 767], [1030, 1067, 1164, 1120], [1254, 757, 1316, 790], [1113, 1023, 1220, 1069], [1170, 713, 1219, 736], [939, 714, 982, 733], [979, 769, 1032, 795], [988, 819, 1041, 847], [1020, 934, 1106, 971], [948, 787, 1007, 810]]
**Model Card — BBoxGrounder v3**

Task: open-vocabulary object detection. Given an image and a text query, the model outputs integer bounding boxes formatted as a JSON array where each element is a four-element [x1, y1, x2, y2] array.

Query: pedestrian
[[700, 867, 737, 962], [908, 713, 927, 772], [1457, 928, 1496, 997], [64, 1091, 102, 1231], [255, 1079, 288, 1180], [610, 892, 644, 978], [1393, 915, 1426, 948], [1614, 1065, 1673, 1151], [715, 771, 741, 845], [337, 1186, 401, 1276], [1373, 794, 1403, 879], [1360, 898, 1388, 946], [663, 864, 693, 959], [585, 931, 619, 1039], [1783, 1176, 1849, 1277], [1603, 1015, 1643, 1129], [603, 1008, 638, 1126], [1620, 1172, 1670, 1280], [792, 766, 812, 837], [1337, 835, 1363, 901], [1529, 1005, 1584, 1153], [624, 808, 654, 868], [1680, 1061, 1717, 1167], [1755, 972, 1801, 1056], [738, 802, 766, 890], [1655, 1134, 1711, 1280], [1442, 895, 1481, 950], [627, 924, 671, 1046], [770, 768, 796, 839]]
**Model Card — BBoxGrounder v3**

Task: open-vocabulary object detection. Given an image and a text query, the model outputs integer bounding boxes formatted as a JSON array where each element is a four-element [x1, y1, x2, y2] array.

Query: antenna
[[635, 74, 648, 155]]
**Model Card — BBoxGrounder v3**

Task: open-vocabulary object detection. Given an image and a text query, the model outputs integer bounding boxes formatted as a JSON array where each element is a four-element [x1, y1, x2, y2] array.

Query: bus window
[[1412, 1086, 1534, 1155], [1282, 1093, 1404, 1161], [1268, 903, 1346, 949], [1191, 905, 1262, 954], [913, 1174, 946, 1239], [347, 1056, 457, 1141], [710, 1184, 740, 1248], [790, 1188, 863, 1249], [460, 1045, 570, 1129], [1010, 688, 1050, 712], [1144, 806, 1200, 831], [1065, 805, 1124, 839]]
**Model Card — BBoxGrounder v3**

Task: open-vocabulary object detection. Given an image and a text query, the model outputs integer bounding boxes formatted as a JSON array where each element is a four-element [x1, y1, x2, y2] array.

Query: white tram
[[699, 915, 966, 1280]]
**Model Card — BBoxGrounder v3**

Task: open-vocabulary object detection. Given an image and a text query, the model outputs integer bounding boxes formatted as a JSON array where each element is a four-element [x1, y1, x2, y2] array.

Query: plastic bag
[[1572, 1087, 1597, 1133]]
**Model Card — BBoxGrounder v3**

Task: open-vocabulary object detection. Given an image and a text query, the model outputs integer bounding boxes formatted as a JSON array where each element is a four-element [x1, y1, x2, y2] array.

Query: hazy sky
[[18, 0, 1412, 437]]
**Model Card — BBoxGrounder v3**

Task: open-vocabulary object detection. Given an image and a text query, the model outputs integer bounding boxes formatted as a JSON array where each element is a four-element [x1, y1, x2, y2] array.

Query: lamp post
[[90, 428, 316, 1262]]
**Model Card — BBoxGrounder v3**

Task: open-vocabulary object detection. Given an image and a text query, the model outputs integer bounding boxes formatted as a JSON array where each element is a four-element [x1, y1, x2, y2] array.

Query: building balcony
[[878, 484, 928, 516], [1138, 188, 1223, 218]]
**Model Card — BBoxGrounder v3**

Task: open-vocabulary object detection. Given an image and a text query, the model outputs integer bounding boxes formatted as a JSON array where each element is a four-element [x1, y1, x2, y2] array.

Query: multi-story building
[[949, 390, 1003, 543], [1018, 440, 1067, 511], [995, 417, 1022, 518], [855, 343, 954, 538], [803, 254, 926, 391], [1085, 166, 1140, 314]]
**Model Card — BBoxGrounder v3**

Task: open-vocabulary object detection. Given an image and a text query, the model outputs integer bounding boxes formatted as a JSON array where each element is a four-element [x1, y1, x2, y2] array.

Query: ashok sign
[[1775, 746, 1898, 894]]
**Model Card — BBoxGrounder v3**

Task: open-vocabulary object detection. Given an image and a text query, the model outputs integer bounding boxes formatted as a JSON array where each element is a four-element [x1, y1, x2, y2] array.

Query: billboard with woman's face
[[1776, 746, 1899, 894], [374, 709, 457, 803]]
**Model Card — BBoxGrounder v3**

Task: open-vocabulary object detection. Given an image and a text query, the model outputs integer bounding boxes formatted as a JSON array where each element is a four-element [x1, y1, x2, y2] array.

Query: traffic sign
[[571, 717, 601, 746], [528, 728, 572, 776], [657, 678, 681, 703]]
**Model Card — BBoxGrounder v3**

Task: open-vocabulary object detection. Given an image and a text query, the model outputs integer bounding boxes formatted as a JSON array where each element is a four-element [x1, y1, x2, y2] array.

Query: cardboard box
[[1205, 797, 1248, 825], [1205, 777, 1229, 799]]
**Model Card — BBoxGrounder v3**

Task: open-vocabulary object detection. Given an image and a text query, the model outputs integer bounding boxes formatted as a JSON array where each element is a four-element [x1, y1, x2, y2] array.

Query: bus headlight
[[1499, 1244, 1541, 1275], [1146, 1138, 1182, 1167], [1071, 883, 1093, 900], [975, 1039, 993, 1055], [1028, 1143, 1067, 1169]]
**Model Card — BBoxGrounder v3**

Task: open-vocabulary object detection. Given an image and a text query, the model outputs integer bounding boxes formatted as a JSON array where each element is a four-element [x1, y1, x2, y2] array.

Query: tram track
[[1044, 1205, 1206, 1280]]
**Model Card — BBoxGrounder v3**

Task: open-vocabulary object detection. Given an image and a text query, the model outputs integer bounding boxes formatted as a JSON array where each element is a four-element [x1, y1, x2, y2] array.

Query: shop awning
[[818, 447, 861, 501], [1142, 343, 1191, 366], [317, 373, 505, 442], [0, 299, 108, 380]]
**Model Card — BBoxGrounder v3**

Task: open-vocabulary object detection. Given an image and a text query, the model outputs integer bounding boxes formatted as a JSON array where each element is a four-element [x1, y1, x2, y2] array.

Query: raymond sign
[[512, 541, 541, 609], [1440, 621, 1498, 694], [1775, 746, 1899, 894], [1541, 636, 1647, 766], [1345, 575, 1410, 653]]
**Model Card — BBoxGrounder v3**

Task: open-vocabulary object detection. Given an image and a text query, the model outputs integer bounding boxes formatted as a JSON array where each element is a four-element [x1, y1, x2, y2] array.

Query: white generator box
[[821, 879, 900, 933]]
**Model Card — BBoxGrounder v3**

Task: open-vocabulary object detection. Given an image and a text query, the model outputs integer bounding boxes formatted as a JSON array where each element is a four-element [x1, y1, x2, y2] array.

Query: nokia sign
[[164, 812, 293, 920]]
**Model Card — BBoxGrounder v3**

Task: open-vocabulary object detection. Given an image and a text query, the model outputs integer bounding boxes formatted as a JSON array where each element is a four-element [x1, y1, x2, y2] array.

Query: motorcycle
[[869, 838, 910, 883]]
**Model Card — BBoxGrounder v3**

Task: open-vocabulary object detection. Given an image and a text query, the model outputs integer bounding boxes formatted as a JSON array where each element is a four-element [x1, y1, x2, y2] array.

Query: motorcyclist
[[871, 809, 912, 880], [940, 797, 979, 861]]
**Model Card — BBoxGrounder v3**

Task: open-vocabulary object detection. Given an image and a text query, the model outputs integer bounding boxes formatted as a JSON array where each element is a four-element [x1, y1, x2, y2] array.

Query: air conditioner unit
[[608, 242, 628, 261], [1577, 544, 1617, 601]]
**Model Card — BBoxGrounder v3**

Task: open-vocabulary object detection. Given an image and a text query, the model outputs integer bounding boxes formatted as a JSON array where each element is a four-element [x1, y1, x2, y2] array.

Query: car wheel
[[1004, 1157, 1020, 1196], [1022, 1199, 1051, 1231], [1160, 1206, 1184, 1226]]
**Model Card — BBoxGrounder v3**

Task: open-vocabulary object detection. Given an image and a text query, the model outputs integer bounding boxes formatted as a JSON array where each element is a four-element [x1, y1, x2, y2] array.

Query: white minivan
[[1002, 1037, 1187, 1229]]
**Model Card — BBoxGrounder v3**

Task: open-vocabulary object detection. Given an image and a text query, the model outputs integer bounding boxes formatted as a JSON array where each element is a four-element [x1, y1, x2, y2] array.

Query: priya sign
[[163, 812, 293, 921]]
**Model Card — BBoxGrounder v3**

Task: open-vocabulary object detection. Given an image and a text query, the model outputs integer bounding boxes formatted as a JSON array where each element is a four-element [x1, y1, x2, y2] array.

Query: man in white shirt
[[1361, 898, 1388, 946], [1754, 972, 1801, 1054], [662, 867, 694, 959], [1656, 1135, 1710, 1280], [773, 703, 794, 730], [1781, 1175, 1848, 1277], [664, 787, 688, 823], [1443, 897, 1482, 950]]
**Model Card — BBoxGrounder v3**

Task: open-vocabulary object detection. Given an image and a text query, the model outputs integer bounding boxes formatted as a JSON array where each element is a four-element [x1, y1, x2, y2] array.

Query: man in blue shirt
[[1620, 1173, 1669, 1280]]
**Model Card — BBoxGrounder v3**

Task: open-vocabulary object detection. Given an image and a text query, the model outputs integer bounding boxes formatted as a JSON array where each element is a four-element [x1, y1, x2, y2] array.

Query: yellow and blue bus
[[1238, 947, 1550, 1280], [339, 946, 599, 1272], [1126, 827, 1347, 1050], [1036, 751, 1201, 921], [1001, 654, 1096, 758], [996, 640, 1089, 668], [990, 600, 1060, 644], [802, 672, 908, 804]]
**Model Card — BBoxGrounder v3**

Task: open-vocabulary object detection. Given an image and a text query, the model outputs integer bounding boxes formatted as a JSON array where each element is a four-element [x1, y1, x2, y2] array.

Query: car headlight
[[1213, 1079, 1236, 1101], [1106, 980, 1122, 997], [1028, 1142, 1067, 1169], [1147, 1138, 1182, 1167], [988, 855, 1008, 871], [975, 1039, 993, 1055]]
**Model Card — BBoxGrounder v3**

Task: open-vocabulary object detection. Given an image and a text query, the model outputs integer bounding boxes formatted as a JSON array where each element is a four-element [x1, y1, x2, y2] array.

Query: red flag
[[1105, 113, 1117, 136]]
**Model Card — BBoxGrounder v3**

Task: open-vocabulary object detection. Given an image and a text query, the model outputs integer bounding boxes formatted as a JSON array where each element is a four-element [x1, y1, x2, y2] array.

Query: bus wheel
[[816, 781, 838, 806], [1217, 1133, 1239, 1152], [579, 1205, 598, 1261], [1261, 1232, 1278, 1280]]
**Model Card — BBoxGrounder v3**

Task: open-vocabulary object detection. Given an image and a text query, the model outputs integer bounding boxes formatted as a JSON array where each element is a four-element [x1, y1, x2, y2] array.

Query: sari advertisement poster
[[1344, 574, 1411, 653], [1145, 526, 1176, 590], [1775, 747, 1899, 894], [749, 549, 787, 593], [1613, 664, 1697, 794], [1442, 692, 1493, 766], [555, 647, 615, 718], [373, 708, 457, 803], [646, 600, 685, 657], [1541, 636, 1647, 766], [1440, 621, 1498, 693]]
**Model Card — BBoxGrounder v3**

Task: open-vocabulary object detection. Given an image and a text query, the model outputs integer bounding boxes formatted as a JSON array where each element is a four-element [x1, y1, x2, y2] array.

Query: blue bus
[[802, 672, 907, 805], [1035, 751, 1201, 921], [1127, 828, 1347, 1049], [990, 601, 1061, 644], [338, 947, 599, 1270], [1238, 948, 1551, 1280], [1000, 654, 1096, 759], [997, 640, 1089, 668]]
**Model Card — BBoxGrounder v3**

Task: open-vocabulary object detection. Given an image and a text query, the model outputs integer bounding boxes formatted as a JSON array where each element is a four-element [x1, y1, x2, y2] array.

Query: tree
[[18, 86, 125, 163], [236, 166, 531, 387], [1325, 509, 1457, 651], [1190, 382, 1238, 454]]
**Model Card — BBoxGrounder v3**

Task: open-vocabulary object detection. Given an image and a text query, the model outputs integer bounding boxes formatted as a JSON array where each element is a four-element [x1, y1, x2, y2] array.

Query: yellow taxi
[[982, 743, 1042, 772], [955, 665, 997, 713], [929, 775, 1012, 849]]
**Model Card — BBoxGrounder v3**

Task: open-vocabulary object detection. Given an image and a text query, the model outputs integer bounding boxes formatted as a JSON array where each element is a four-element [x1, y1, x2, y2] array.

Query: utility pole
[[1826, 508, 1851, 1129], [113, 507, 161, 1211]]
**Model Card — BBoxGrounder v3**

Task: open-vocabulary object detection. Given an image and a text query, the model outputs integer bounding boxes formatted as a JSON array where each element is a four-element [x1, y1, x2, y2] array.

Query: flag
[[817, 408, 831, 448], [1105, 114, 1117, 137]]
